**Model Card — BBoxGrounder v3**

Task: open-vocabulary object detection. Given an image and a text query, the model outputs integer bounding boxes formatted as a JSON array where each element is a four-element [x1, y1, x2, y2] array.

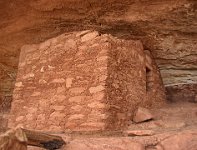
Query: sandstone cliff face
[[0, 0, 196, 113]]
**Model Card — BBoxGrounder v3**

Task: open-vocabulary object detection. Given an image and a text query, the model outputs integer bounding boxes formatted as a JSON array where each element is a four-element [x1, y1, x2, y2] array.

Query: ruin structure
[[8, 31, 165, 132]]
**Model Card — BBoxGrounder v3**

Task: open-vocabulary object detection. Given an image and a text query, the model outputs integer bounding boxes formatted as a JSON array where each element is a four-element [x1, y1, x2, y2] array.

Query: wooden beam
[[22, 129, 66, 150]]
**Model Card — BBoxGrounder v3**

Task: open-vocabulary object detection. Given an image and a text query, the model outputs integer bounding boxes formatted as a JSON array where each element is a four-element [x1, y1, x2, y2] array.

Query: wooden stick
[[22, 128, 66, 150]]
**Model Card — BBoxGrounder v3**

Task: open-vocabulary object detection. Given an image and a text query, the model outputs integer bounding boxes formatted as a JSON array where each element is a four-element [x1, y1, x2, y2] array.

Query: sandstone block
[[79, 122, 105, 130], [38, 79, 47, 84], [56, 86, 66, 94], [88, 102, 105, 109], [124, 130, 155, 136], [88, 113, 108, 121], [15, 82, 23, 87], [71, 105, 83, 112], [48, 65, 55, 70], [68, 96, 86, 103], [66, 78, 73, 88], [92, 92, 105, 101], [89, 85, 105, 94], [96, 56, 108, 62], [69, 88, 86, 94], [99, 75, 108, 82], [31, 92, 41, 97], [52, 95, 67, 102], [51, 78, 65, 83], [28, 108, 37, 114], [133, 107, 154, 123], [68, 114, 84, 121], [51, 106, 65, 111], [157, 132, 197, 150], [22, 73, 35, 79]]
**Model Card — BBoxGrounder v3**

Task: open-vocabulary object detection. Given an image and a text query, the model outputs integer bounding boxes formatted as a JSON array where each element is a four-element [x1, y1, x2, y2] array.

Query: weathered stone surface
[[124, 130, 155, 136], [157, 132, 197, 150], [66, 78, 73, 88], [133, 107, 154, 123], [89, 85, 105, 94], [0, 0, 196, 133]]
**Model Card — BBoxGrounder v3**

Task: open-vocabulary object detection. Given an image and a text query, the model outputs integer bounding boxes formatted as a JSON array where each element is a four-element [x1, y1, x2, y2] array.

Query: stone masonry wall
[[8, 30, 166, 132]]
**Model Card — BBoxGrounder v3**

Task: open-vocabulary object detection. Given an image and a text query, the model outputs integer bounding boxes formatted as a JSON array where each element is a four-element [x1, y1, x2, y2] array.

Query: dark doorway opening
[[146, 67, 152, 92]]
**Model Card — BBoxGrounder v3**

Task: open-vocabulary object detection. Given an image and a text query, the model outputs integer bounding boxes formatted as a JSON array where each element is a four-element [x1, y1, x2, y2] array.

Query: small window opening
[[146, 67, 152, 91]]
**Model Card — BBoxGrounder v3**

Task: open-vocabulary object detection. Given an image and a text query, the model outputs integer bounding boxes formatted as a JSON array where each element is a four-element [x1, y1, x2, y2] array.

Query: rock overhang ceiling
[[0, 0, 196, 86]]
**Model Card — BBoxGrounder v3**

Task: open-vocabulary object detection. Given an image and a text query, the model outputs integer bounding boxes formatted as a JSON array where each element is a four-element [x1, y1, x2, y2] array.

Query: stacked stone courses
[[9, 30, 165, 132]]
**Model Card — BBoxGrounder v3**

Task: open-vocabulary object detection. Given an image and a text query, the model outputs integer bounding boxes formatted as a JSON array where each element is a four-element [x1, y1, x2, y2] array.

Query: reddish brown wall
[[8, 31, 165, 132]]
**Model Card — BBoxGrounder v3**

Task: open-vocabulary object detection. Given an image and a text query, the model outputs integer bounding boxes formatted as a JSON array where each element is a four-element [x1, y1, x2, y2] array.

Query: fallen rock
[[156, 132, 197, 150], [133, 107, 154, 123], [124, 130, 155, 136], [0, 127, 27, 150]]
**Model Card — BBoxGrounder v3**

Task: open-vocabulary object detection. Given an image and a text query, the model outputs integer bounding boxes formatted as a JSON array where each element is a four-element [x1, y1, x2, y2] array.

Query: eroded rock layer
[[166, 83, 197, 102]]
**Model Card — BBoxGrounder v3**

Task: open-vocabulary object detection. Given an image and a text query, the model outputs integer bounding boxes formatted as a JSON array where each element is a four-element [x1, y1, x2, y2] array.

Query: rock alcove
[[0, 0, 197, 149]]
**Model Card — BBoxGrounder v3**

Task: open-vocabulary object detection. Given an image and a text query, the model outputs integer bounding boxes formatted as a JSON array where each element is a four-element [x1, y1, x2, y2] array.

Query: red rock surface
[[8, 31, 165, 132], [0, 1, 196, 131], [157, 132, 197, 150]]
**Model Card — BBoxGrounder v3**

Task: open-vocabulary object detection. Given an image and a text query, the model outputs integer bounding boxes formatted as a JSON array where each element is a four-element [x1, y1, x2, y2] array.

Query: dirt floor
[[127, 101, 197, 148]]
